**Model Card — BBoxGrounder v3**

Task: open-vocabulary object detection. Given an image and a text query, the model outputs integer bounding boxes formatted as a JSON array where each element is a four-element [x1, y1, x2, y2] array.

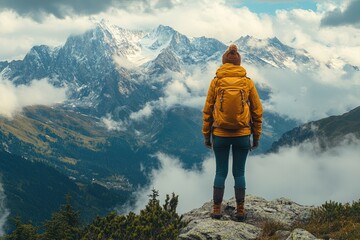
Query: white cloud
[[247, 136, 360, 205], [129, 152, 216, 214], [129, 60, 360, 124], [101, 114, 127, 131], [0, 181, 10, 237], [0, 0, 359, 72], [129, 102, 155, 121], [127, 63, 217, 121], [246, 65, 360, 122], [131, 136, 360, 214], [98, 0, 274, 43], [0, 10, 93, 61], [0, 78, 67, 118], [1, 1, 359, 70], [271, 4, 360, 66]]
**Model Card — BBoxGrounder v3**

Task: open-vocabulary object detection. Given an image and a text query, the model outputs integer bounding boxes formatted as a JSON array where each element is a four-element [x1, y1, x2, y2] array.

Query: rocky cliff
[[179, 195, 322, 240]]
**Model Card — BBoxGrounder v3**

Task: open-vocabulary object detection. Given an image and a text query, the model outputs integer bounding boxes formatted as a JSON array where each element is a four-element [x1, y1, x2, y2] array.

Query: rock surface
[[179, 195, 316, 240], [286, 228, 320, 240]]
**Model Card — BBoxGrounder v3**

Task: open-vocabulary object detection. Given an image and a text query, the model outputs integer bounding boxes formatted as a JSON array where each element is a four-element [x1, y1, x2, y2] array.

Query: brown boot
[[236, 202, 246, 222], [234, 188, 246, 222], [211, 187, 224, 219]]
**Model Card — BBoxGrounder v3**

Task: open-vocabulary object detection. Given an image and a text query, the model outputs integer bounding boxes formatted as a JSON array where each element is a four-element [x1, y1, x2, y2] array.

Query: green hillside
[[0, 149, 127, 227], [0, 106, 157, 227], [270, 106, 360, 151]]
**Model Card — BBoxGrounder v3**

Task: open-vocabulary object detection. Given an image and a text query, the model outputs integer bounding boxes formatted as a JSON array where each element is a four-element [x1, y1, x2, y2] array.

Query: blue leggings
[[212, 135, 250, 189]]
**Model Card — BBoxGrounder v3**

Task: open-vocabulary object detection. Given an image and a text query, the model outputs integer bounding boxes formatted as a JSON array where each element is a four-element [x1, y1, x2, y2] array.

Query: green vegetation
[[0, 149, 128, 226], [258, 199, 360, 240], [4, 188, 360, 240], [3, 190, 186, 240], [299, 200, 360, 240]]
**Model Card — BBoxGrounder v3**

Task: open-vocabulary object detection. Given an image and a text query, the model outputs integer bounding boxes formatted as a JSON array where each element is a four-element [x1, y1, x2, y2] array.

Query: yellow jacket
[[202, 63, 263, 140]]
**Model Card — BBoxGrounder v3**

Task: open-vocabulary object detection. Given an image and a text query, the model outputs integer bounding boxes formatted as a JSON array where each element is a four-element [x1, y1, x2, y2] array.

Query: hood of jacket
[[216, 63, 247, 79]]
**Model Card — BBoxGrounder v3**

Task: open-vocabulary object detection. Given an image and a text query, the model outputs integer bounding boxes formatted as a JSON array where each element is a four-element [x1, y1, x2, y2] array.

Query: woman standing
[[202, 44, 263, 221]]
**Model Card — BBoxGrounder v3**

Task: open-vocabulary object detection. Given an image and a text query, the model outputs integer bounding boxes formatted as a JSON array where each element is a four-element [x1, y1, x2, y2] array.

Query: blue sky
[[236, 0, 318, 14]]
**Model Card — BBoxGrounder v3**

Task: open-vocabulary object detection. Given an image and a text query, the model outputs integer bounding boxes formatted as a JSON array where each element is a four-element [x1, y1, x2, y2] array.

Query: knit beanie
[[222, 44, 241, 65]]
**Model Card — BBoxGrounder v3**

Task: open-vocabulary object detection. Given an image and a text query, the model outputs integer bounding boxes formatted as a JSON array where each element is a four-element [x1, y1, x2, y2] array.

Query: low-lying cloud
[[0, 78, 67, 118], [128, 62, 217, 121], [129, 61, 360, 124], [253, 66, 360, 122], [101, 114, 127, 131], [132, 136, 360, 214]]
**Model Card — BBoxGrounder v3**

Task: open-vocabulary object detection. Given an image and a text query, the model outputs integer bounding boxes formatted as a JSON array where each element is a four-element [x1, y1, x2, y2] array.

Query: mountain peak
[[154, 24, 176, 34]]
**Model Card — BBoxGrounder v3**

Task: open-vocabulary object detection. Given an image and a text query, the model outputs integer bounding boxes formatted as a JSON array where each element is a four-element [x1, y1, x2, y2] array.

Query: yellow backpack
[[213, 76, 251, 129]]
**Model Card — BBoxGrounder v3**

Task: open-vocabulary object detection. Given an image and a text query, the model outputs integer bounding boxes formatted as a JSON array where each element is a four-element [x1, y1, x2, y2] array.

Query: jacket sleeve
[[202, 78, 217, 140], [248, 80, 263, 140]]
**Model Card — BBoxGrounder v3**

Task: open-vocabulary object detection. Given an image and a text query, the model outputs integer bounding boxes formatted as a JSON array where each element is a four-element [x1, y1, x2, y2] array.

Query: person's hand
[[251, 139, 259, 150], [204, 138, 212, 149]]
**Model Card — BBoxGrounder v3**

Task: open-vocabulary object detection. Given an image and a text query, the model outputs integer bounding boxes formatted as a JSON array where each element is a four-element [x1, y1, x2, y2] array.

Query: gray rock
[[275, 230, 292, 240], [286, 228, 320, 240], [180, 195, 314, 240], [179, 219, 261, 240]]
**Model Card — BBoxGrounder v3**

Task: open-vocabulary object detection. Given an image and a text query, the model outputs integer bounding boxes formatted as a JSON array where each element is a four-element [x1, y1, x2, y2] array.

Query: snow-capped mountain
[[1, 21, 345, 156], [3, 20, 359, 227], [235, 35, 317, 70]]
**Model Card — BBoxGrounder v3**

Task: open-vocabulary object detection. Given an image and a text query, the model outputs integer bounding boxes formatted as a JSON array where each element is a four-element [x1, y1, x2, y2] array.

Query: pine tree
[[81, 189, 186, 240], [5, 217, 39, 240], [41, 194, 81, 240]]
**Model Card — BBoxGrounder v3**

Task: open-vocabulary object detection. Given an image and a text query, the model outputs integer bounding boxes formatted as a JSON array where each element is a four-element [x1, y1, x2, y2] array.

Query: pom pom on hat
[[222, 44, 241, 65]]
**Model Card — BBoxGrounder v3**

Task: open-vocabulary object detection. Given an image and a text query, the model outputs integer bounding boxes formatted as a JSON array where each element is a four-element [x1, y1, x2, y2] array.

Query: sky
[[0, 0, 359, 63], [0, 0, 360, 226]]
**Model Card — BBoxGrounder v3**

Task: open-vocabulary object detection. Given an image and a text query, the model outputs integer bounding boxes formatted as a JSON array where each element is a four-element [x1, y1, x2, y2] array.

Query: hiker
[[202, 44, 263, 221]]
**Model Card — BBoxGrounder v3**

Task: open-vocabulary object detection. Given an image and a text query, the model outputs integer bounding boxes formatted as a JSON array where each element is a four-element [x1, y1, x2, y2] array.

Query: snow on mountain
[[1, 20, 358, 154], [235, 35, 317, 70]]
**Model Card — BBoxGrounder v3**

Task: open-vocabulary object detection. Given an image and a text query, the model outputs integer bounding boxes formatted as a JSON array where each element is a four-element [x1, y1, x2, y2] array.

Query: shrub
[[81, 189, 186, 240], [299, 199, 360, 240]]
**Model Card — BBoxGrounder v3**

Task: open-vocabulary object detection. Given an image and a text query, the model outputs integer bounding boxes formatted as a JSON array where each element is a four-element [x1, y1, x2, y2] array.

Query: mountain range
[[0, 20, 359, 229]]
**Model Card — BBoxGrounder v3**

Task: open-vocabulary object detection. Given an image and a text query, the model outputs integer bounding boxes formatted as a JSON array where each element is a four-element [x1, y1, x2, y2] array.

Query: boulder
[[179, 195, 314, 240]]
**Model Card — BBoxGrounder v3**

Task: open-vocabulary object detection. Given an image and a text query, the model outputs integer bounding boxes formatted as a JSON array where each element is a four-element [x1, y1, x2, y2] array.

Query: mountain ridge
[[269, 105, 360, 152]]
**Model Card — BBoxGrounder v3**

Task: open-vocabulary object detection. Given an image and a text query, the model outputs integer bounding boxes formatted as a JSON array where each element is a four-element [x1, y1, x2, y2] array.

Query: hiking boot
[[235, 202, 246, 222], [211, 202, 222, 219], [234, 188, 246, 222], [211, 187, 224, 219]]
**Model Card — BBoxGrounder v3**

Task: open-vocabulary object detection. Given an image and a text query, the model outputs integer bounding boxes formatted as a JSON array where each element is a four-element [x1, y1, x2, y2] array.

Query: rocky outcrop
[[179, 195, 319, 240]]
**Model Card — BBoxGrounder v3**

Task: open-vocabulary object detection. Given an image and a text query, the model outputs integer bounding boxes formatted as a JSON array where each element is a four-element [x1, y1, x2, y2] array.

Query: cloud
[[101, 114, 127, 131], [129, 102, 155, 121], [321, 0, 360, 28], [0, 0, 184, 21], [129, 152, 216, 214], [2, 0, 360, 69], [247, 135, 360, 205], [131, 136, 360, 214], [0, 78, 67, 118], [270, 4, 360, 66], [129, 60, 360, 124], [249, 65, 360, 122], [0, 11, 93, 61], [0, 181, 10, 237], [127, 63, 218, 121]]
